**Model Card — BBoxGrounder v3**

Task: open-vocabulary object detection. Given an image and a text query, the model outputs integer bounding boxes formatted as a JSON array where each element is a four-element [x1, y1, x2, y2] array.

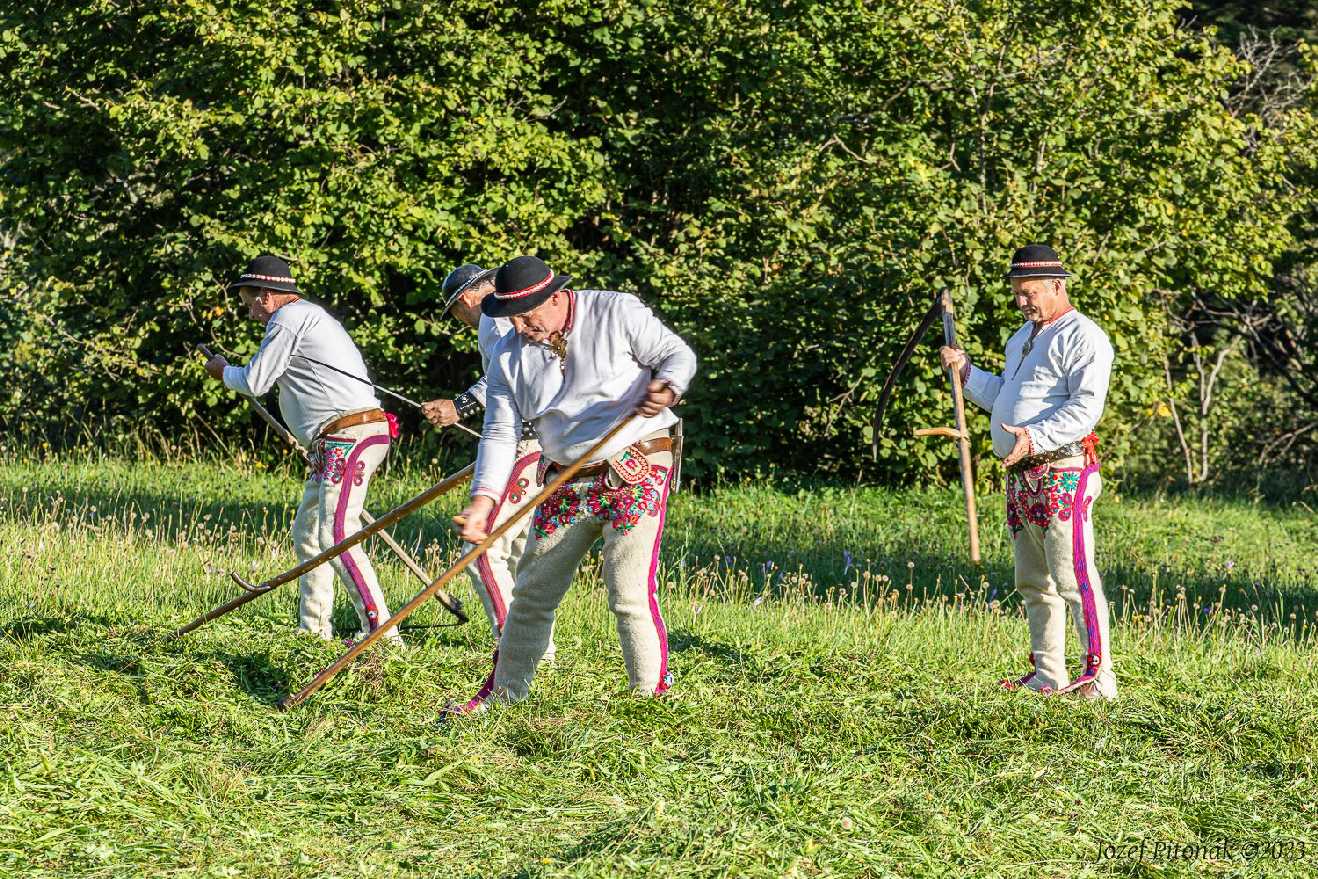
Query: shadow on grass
[[6, 469, 1312, 622], [0, 480, 456, 563], [669, 530, 1316, 621], [0, 613, 114, 641], [222, 652, 291, 705], [669, 629, 747, 666]]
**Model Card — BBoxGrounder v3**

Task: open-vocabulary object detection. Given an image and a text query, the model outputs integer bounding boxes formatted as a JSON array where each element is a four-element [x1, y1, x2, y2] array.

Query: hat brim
[[481, 274, 572, 318], [229, 279, 299, 295], [1004, 268, 1071, 280], [441, 268, 497, 315]]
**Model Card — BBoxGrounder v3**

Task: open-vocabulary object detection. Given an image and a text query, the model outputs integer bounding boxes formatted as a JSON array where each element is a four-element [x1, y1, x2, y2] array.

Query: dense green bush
[[1, 1, 1311, 487]]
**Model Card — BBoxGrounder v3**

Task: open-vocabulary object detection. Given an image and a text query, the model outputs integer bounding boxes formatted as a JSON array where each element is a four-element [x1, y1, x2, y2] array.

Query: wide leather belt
[[318, 408, 387, 439], [1007, 439, 1086, 474], [554, 437, 673, 481]]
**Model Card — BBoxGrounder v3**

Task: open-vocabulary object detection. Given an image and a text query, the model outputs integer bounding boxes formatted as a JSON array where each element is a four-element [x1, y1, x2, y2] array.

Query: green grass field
[[1, 456, 1315, 878]]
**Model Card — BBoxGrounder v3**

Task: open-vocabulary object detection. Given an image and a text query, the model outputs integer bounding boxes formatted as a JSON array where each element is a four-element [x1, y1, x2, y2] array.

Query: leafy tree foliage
[[1, 1, 1311, 486]]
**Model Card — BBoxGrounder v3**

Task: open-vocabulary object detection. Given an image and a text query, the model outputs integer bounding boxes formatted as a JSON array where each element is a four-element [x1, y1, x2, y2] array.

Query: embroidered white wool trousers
[[462, 439, 555, 661], [456, 448, 674, 710], [1006, 455, 1116, 698], [291, 420, 401, 644]]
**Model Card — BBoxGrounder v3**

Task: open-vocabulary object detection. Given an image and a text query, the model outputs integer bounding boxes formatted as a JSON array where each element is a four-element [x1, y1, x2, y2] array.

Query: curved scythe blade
[[870, 296, 944, 460]]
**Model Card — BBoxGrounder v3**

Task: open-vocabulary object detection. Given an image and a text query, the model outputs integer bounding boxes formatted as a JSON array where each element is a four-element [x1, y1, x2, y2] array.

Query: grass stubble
[[0, 457, 1315, 878]]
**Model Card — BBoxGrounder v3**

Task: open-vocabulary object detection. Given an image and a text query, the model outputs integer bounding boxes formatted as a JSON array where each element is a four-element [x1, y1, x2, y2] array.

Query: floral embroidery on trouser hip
[[468, 451, 674, 707], [1007, 455, 1116, 698], [291, 421, 401, 644], [462, 440, 555, 661]]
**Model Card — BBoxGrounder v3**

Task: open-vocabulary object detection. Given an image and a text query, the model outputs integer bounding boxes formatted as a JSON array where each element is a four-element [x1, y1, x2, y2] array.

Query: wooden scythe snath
[[277, 414, 642, 710], [871, 291, 981, 564], [169, 463, 474, 639]]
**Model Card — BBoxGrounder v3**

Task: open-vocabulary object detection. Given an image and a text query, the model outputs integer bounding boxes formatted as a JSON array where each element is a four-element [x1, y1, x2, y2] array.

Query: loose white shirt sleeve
[[222, 299, 380, 445], [462, 315, 514, 407]]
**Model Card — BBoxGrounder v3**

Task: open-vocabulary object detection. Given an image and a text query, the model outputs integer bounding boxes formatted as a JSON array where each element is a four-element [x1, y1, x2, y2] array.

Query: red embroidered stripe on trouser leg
[[316, 422, 399, 644], [462, 443, 555, 659], [1056, 464, 1115, 697]]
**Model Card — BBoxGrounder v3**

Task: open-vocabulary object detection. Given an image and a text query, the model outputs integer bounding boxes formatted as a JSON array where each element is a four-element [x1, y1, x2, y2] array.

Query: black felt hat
[[481, 255, 572, 318], [440, 263, 496, 314], [228, 254, 299, 294], [1004, 244, 1071, 280]]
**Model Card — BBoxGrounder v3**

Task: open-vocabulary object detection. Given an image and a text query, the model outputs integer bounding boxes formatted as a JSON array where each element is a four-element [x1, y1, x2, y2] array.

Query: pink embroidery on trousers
[[333, 434, 391, 631], [474, 451, 541, 628], [646, 472, 674, 694], [1062, 462, 1103, 689]]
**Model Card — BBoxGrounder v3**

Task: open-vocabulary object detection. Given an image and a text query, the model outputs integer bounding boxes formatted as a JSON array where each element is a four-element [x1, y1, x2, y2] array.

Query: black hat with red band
[[481, 255, 572, 318], [1004, 244, 1071, 280]]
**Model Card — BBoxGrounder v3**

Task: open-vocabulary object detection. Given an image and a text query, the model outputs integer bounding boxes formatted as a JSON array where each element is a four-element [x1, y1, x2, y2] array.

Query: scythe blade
[[869, 296, 944, 460]]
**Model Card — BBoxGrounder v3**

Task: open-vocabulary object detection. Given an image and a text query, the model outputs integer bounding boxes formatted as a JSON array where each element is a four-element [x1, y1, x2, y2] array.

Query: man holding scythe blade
[[942, 245, 1116, 700], [447, 255, 696, 716], [202, 254, 404, 647]]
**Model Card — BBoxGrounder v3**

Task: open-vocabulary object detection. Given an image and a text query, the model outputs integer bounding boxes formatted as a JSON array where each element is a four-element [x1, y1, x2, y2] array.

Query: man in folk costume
[[419, 263, 555, 661], [941, 245, 1116, 699], [448, 255, 696, 714], [203, 254, 403, 645]]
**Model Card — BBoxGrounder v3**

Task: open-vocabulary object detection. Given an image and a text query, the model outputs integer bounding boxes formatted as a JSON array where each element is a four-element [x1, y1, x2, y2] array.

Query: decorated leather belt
[[317, 408, 387, 439], [544, 436, 673, 484], [1006, 432, 1098, 474]]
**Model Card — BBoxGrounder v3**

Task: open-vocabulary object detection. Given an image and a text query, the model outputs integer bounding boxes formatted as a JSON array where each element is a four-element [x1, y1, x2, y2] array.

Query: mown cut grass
[[0, 456, 1315, 878]]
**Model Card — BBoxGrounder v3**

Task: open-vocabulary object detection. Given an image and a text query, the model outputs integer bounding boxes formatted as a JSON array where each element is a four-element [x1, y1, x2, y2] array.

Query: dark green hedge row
[[2, 1, 1312, 484]]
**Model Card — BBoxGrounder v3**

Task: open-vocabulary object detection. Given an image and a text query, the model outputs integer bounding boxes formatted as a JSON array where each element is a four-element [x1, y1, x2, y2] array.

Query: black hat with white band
[[228, 254, 299, 294]]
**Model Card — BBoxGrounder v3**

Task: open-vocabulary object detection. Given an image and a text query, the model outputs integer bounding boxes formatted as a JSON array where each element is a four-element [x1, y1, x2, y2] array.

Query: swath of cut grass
[[0, 456, 1315, 878]]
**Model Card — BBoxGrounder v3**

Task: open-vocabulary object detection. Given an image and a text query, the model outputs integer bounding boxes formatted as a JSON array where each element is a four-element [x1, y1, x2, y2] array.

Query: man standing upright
[[940, 245, 1116, 699], [203, 254, 401, 645], [420, 263, 553, 660], [448, 255, 696, 715]]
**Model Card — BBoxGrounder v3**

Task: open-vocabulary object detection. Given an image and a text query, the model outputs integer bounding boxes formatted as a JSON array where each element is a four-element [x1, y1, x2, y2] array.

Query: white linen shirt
[[963, 309, 1114, 459], [461, 315, 514, 406], [472, 290, 697, 500], [222, 299, 380, 445]]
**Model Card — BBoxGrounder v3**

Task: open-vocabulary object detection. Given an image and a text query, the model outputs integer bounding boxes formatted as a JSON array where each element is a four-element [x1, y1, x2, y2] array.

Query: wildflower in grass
[[843, 550, 854, 575], [1225, 560, 1236, 572]]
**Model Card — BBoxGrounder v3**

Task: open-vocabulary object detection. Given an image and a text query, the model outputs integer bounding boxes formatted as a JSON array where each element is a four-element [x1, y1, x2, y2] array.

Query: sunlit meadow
[[0, 451, 1315, 878]]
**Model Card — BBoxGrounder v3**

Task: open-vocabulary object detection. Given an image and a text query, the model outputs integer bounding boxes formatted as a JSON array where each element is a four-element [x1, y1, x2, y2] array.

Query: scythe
[[870, 291, 981, 563]]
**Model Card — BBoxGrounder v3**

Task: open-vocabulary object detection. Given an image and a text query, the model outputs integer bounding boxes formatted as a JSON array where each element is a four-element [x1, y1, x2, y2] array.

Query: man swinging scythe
[[195, 342, 466, 625], [200, 254, 407, 646]]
